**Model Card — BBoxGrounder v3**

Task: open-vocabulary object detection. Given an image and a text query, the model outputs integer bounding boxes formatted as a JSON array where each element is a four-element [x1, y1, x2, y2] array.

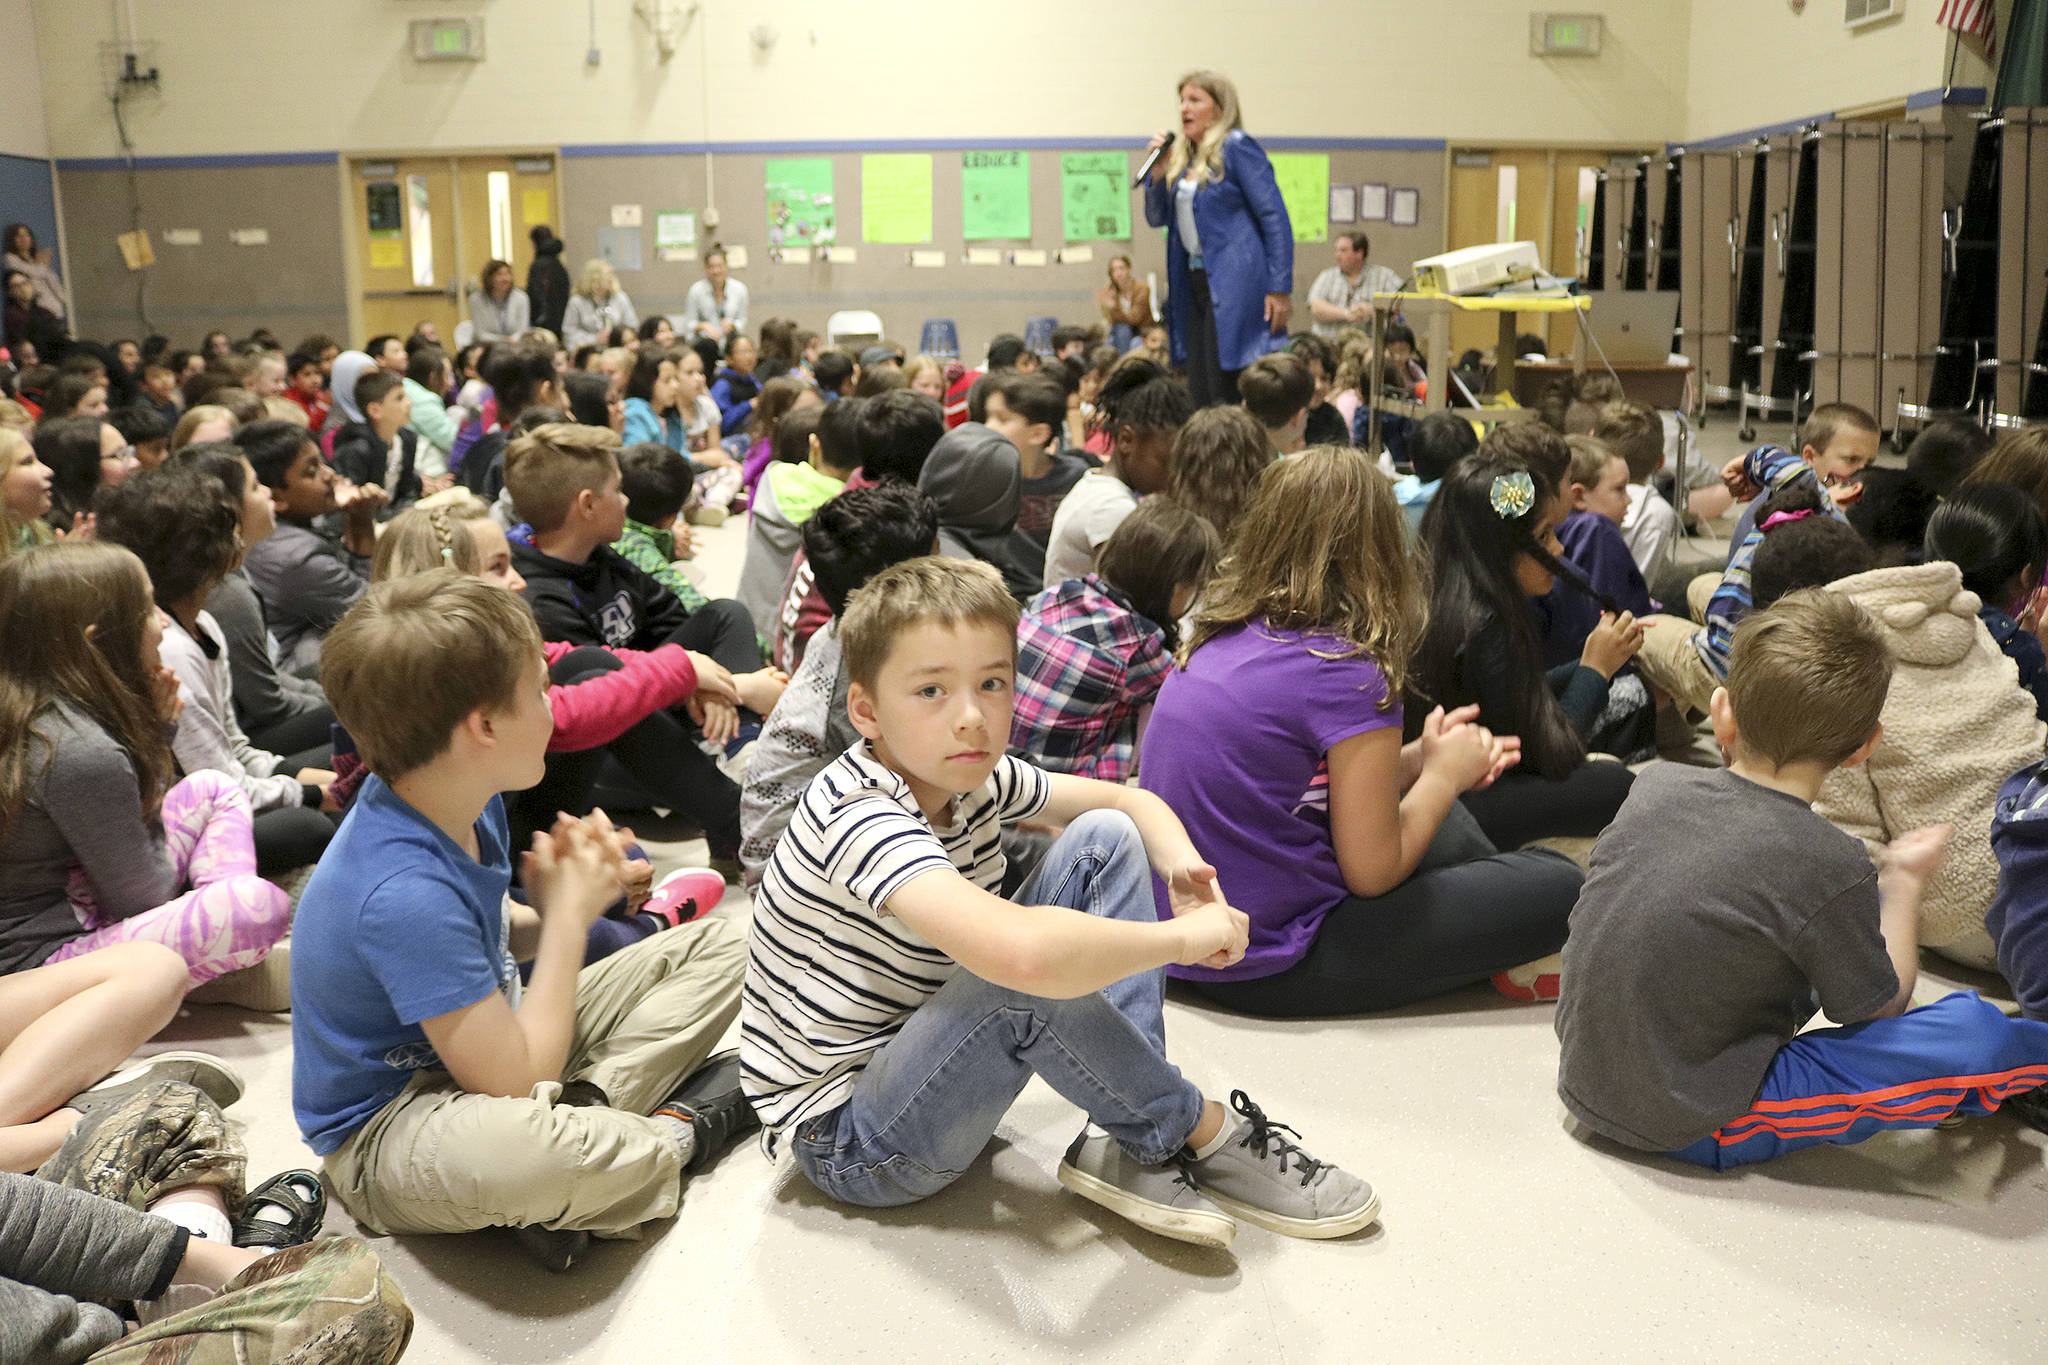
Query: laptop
[[1576, 290, 1681, 365]]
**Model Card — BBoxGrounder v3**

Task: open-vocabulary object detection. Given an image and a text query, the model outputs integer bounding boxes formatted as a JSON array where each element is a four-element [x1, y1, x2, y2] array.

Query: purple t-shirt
[[1141, 621, 1402, 981]]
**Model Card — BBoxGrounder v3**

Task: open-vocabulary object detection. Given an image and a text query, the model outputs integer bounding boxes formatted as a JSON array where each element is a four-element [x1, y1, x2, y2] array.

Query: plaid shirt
[[1009, 575, 1171, 782]]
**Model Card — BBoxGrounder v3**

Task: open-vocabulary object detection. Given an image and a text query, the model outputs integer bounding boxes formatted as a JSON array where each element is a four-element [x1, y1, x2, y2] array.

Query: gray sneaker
[[1056, 1129, 1236, 1249], [1185, 1091, 1381, 1239]]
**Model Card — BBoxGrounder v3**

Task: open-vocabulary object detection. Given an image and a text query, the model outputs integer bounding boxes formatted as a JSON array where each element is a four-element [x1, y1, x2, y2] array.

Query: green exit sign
[[410, 18, 484, 62], [1530, 12, 1604, 56]]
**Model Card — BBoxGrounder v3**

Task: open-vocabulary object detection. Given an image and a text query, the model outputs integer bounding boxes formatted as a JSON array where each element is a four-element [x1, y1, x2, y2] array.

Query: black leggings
[[1183, 269, 1241, 409], [247, 704, 336, 759], [509, 646, 743, 859], [663, 597, 767, 683], [253, 805, 338, 878], [1173, 805, 1583, 1017], [1457, 760, 1635, 851]]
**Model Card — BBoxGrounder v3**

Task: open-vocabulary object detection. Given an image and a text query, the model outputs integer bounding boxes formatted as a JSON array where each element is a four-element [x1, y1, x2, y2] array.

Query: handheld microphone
[[1132, 132, 1173, 189]]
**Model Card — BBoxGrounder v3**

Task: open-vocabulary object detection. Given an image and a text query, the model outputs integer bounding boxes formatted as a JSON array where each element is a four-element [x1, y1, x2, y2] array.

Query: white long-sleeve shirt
[[159, 612, 309, 813]]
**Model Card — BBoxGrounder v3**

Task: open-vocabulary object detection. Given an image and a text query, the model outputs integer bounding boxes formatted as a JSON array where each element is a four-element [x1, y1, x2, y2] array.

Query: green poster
[[1061, 151, 1130, 242], [861, 154, 933, 244], [961, 150, 1031, 240], [765, 157, 836, 246], [1269, 153, 1329, 244]]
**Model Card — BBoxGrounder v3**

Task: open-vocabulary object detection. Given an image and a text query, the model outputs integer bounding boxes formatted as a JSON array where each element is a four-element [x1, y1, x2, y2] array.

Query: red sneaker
[[1491, 954, 1563, 1002], [642, 868, 727, 928]]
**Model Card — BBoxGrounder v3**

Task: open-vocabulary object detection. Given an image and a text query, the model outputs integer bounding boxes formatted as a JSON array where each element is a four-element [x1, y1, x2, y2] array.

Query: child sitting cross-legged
[[736, 400, 843, 634], [1011, 498, 1219, 782], [1922, 481, 2048, 723], [1557, 590, 2048, 1170], [1143, 446, 1582, 1013], [370, 492, 735, 931], [742, 556, 1381, 1248], [292, 571, 754, 1272], [737, 482, 940, 888], [611, 441, 715, 616]]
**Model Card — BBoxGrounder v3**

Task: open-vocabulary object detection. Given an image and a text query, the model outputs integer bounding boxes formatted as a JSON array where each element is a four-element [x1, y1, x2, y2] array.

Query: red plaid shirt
[[1009, 575, 1171, 782]]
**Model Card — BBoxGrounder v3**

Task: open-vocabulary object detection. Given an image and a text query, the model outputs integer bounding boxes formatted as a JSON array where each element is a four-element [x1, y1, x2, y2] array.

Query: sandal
[[232, 1169, 327, 1249]]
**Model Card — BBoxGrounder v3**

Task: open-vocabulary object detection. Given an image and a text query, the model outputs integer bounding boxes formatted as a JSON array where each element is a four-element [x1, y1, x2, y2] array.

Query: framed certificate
[[1358, 183, 1389, 222], [1390, 187, 1420, 227]]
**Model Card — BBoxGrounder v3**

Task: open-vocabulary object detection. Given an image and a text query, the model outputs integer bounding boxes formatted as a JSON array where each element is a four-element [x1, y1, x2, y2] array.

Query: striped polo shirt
[[740, 741, 1049, 1147]]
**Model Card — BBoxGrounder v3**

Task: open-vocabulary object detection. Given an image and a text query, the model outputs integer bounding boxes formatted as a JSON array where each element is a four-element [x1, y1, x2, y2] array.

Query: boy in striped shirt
[[741, 557, 1380, 1249]]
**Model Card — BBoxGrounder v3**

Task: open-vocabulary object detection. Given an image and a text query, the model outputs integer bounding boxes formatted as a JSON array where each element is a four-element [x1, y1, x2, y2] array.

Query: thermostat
[[411, 18, 484, 62], [1530, 12, 1603, 56]]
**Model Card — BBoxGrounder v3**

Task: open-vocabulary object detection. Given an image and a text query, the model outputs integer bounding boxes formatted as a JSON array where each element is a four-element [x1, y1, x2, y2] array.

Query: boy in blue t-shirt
[[291, 571, 751, 1272]]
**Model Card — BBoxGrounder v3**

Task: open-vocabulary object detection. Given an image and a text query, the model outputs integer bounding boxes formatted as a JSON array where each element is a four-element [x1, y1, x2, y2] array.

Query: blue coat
[[1143, 129, 1294, 373], [622, 396, 685, 452]]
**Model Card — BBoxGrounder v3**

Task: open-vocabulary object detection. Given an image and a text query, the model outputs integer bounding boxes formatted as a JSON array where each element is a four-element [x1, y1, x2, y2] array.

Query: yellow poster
[[369, 238, 404, 269], [522, 188, 551, 225]]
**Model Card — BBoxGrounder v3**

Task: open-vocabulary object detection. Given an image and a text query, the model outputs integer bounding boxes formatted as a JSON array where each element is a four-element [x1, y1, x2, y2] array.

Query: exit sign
[[1530, 12, 1603, 55], [410, 18, 484, 62]]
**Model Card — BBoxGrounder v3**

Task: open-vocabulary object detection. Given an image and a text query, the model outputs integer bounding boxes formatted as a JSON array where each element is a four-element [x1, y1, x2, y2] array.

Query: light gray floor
[[150, 418, 2048, 1363]]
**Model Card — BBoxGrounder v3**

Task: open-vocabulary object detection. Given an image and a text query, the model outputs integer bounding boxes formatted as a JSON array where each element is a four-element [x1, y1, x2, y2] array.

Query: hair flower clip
[[1489, 470, 1535, 520]]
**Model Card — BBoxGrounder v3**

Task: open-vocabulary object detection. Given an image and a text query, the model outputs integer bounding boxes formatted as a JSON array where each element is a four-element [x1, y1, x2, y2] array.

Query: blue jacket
[[621, 396, 685, 452], [1143, 130, 1294, 373], [1989, 763, 2048, 1021], [1981, 605, 2048, 724], [711, 368, 760, 438]]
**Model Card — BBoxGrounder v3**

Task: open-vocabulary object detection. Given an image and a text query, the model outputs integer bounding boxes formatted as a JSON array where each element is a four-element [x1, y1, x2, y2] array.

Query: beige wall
[[1684, 1, 1996, 143], [35, 1, 1690, 156], [0, 0, 49, 159]]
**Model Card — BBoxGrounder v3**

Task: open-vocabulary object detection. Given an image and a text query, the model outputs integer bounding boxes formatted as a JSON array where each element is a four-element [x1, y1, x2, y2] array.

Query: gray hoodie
[[917, 422, 1034, 600]]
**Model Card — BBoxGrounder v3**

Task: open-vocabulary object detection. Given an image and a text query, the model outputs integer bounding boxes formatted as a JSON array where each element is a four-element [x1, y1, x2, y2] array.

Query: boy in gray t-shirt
[[1557, 590, 2048, 1170]]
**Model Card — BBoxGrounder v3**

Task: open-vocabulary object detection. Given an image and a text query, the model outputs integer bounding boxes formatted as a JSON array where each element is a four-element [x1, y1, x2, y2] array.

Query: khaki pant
[[1635, 614, 1721, 718], [1685, 571, 1720, 624], [325, 915, 746, 1238]]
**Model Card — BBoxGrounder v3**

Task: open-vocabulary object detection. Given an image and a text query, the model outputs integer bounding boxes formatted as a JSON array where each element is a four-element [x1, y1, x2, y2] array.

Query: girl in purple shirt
[[1141, 447, 1583, 1015]]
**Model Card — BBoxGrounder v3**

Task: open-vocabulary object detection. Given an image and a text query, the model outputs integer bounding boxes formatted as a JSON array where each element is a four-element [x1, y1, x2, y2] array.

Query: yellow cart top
[[1373, 290, 1591, 313]]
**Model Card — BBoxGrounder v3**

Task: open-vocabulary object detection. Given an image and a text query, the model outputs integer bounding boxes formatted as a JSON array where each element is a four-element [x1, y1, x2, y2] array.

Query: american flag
[[1936, 0, 1996, 43]]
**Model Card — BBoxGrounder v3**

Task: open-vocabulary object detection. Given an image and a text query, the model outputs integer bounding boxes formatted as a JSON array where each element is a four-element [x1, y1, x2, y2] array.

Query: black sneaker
[[558, 1080, 610, 1109], [510, 1224, 589, 1273], [2004, 1085, 2048, 1134], [651, 1049, 757, 1173]]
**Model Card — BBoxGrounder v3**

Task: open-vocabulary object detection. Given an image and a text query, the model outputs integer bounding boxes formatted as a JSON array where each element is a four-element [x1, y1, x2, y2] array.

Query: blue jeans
[[791, 811, 1205, 1207]]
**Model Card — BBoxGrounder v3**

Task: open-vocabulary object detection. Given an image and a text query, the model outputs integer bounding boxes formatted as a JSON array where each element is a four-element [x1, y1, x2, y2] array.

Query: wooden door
[[452, 155, 559, 312], [350, 157, 460, 347], [1681, 149, 1740, 396], [1444, 148, 1555, 359]]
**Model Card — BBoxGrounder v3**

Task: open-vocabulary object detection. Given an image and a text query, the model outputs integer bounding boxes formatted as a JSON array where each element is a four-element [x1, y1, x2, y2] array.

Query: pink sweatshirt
[[540, 640, 699, 751]]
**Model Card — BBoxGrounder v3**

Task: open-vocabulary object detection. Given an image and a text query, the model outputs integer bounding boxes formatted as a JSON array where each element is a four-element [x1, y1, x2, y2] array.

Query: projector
[[1411, 241, 1545, 295]]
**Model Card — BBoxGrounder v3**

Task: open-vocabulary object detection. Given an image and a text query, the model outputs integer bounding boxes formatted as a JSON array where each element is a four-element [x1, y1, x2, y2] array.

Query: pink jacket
[[541, 640, 699, 751]]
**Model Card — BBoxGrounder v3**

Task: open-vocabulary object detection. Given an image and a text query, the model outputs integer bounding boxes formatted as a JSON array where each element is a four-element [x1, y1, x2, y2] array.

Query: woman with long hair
[[1140, 71, 1293, 406], [468, 257, 530, 342], [561, 258, 638, 350]]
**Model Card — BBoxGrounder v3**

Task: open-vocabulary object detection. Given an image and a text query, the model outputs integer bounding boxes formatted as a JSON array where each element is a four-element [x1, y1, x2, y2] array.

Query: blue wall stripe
[[559, 135, 1447, 157], [54, 150, 337, 172]]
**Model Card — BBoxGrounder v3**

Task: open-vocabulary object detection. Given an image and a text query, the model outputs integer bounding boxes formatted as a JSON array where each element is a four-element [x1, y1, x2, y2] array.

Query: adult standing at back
[[1095, 256, 1152, 353], [468, 258, 530, 342], [525, 226, 571, 338], [1141, 71, 1293, 407], [1308, 232, 1402, 341], [683, 247, 750, 346]]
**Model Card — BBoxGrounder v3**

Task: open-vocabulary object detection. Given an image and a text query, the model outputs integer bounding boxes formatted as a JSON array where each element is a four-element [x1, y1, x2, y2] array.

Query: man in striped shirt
[[741, 558, 1381, 1249]]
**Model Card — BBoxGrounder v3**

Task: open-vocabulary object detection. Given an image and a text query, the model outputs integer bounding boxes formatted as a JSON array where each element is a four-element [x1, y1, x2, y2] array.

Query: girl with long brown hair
[[1139, 445, 1584, 1017], [0, 541, 291, 1038]]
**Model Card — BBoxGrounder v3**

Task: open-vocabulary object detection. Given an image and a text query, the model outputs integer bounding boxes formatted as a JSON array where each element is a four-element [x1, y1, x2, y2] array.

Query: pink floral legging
[[47, 772, 291, 986]]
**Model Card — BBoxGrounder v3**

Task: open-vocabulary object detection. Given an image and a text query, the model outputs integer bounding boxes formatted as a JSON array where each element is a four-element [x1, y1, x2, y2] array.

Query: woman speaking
[[1142, 71, 1294, 407]]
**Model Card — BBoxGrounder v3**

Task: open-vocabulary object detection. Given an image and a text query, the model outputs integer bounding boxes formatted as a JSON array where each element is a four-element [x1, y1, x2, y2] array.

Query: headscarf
[[326, 350, 376, 428]]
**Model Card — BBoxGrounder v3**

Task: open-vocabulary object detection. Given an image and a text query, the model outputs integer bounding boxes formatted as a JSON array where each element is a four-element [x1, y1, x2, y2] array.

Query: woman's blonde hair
[[370, 490, 493, 582], [170, 404, 239, 452], [1164, 70, 1244, 187], [1180, 444, 1424, 704], [576, 258, 616, 300]]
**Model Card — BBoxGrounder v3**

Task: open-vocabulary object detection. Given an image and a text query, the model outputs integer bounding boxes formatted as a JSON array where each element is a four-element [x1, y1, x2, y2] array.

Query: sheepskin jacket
[[1816, 562, 2047, 968]]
